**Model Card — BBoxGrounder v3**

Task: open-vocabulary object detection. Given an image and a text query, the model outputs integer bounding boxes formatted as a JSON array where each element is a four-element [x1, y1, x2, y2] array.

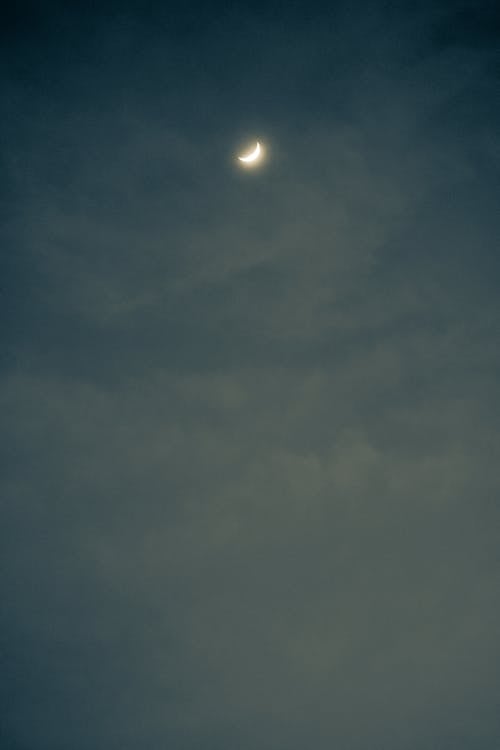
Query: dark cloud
[[1, 2, 499, 749]]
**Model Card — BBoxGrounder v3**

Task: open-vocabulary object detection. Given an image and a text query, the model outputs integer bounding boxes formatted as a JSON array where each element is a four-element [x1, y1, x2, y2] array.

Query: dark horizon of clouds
[[1, 2, 499, 749]]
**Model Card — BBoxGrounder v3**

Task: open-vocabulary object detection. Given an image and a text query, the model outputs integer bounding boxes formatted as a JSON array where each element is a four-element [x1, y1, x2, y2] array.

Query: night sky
[[1, 2, 500, 749]]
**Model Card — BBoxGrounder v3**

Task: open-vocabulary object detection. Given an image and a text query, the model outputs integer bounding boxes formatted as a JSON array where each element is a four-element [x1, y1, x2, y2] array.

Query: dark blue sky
[[1, 2, 499, 749]]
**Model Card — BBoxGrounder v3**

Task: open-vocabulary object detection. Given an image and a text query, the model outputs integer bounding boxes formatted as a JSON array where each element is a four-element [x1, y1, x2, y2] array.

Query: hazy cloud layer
[[1, 2, 499, 749]]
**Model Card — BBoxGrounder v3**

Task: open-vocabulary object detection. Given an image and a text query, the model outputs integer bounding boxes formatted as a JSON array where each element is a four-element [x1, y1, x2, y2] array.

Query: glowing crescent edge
[[238, 142, 261, 162]]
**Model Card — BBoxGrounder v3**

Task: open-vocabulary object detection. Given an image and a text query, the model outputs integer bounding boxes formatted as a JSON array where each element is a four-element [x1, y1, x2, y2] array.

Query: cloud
[[1, 3, 499, 749]]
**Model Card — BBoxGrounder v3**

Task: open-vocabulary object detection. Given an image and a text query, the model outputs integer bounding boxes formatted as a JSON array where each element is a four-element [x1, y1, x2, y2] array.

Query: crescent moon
[[238, 141, 261, 163]]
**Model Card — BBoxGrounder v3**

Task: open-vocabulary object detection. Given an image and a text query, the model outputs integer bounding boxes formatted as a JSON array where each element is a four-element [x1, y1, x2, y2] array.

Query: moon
[[237, 141, 262, 164]]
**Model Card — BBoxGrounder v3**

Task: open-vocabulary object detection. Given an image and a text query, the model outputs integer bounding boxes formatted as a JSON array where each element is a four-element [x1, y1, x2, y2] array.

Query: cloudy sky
[[1, 2, 499, 749]]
